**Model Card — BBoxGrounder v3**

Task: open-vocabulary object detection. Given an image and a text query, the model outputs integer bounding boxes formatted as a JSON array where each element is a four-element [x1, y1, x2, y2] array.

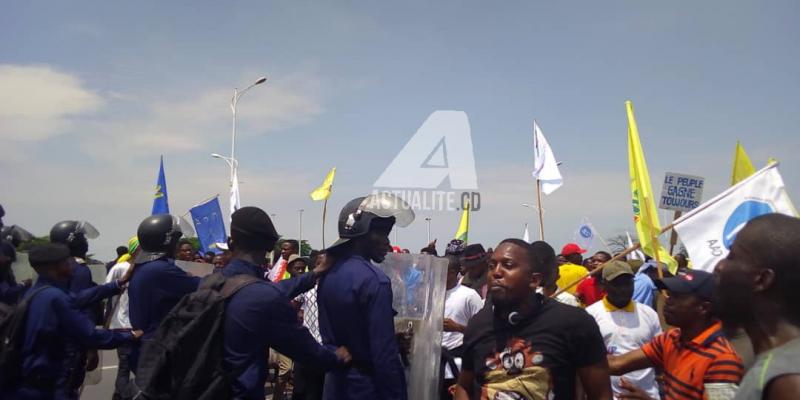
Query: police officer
[[221, 206, 351, 399], [317, 193, 414, 400], [49, 221, 99, 294], [6, 243, 142, 400], [1, 204, 32, 305], [127, 214, 202, 371]]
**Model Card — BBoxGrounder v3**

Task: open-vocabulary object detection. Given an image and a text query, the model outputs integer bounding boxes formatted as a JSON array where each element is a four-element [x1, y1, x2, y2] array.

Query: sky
[[2, 1, 799, 260]]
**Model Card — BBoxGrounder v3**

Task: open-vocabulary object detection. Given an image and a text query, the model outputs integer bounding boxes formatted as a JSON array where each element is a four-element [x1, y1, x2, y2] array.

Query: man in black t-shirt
[[454, 239, 612, 400]]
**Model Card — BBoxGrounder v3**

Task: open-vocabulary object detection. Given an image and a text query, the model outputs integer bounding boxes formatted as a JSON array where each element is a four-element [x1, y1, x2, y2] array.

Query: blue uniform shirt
[[317, 255, 407, 400], [12, 276, 132, 399], [222, 258, 340, 400], [67, 258, 94, 294], [127, 257, 201, 370]]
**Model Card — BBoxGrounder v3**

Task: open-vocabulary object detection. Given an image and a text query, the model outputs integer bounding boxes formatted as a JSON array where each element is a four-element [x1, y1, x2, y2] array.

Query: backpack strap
[[220, 274, 261, 298], [22, 285, 53, 303]]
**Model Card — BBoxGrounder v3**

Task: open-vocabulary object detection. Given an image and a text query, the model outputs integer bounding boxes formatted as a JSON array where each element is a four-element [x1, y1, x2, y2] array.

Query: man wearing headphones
[[453, 239, 612, 400]]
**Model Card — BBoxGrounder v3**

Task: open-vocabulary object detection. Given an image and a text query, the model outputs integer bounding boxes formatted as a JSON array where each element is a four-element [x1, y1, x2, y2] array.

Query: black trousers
[[291, 362, 325, 400]]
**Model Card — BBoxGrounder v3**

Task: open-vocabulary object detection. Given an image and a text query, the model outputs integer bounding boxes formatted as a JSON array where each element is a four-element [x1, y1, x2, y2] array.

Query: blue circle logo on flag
[[722, 200, 774, 249], [579, 226, 592, 239]]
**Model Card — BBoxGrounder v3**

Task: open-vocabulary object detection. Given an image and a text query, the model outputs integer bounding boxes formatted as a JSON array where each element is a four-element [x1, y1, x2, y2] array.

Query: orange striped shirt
[[641, 321, 744, 400]]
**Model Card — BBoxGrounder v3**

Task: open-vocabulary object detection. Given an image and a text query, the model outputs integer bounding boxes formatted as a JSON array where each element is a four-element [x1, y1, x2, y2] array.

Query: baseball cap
[[560, 243, 587, 256], [655, 270, 714, 300], [602, 261, 634, 281]]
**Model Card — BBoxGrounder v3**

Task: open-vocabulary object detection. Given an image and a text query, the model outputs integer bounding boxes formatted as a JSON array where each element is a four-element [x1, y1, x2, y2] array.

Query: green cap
[[602, 260, 634, 281]]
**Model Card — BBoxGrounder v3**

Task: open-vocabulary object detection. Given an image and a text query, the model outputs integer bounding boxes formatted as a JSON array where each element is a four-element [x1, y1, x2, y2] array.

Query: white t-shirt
[[105, 261, 131, 330], [443, 283, 484, 350], [586, 300, 662, 400], [443, 283, 484, 379]]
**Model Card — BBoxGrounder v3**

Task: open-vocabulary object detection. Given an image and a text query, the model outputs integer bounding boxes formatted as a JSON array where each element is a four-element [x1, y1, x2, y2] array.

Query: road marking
[[102, 365, 118, 370]]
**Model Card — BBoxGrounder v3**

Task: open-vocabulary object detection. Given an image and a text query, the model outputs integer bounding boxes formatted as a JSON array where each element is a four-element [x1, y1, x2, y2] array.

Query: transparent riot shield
[[376, 253, 448, 400], [175, 260, 215, 277]]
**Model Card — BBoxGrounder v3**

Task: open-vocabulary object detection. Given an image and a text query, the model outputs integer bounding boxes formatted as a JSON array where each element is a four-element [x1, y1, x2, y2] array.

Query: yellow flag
[[731, 141, 755, 186], [310, 167, 336, 201], [626, 101, 676, 274], [454, 200, 470, 243]]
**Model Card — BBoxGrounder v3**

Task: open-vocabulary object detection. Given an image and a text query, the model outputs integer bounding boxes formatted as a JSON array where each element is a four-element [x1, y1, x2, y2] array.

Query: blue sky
[[2, 1, 799, 260]]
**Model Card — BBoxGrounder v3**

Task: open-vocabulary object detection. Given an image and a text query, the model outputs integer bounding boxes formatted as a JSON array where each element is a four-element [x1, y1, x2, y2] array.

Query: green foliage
[[16, 236, 50, 252]]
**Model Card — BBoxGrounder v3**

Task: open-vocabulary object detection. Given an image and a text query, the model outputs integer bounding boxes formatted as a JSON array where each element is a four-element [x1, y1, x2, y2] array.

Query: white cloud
[[80, 71, 323, 161], [0, 64, 103, 141]]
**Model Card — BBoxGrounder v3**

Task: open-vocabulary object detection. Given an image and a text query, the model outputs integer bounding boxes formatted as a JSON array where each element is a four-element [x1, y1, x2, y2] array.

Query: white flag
[[531, 121, 563, 195], [572, 217, 596, 251], [523, 223, 530, 242], [230, 169, 241, 218], [673, 164, 797, 272], [626, 231, 645, 261]]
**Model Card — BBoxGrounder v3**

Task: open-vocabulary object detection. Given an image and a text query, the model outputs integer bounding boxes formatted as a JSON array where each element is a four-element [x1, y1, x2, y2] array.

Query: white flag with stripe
[[673, 163, 797, 272]]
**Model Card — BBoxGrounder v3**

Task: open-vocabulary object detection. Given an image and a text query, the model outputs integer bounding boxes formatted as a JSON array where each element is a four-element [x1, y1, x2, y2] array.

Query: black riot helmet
[[327, 193, 415, 251], [135, 214, 184, 264], [50, 220, 99, 258]]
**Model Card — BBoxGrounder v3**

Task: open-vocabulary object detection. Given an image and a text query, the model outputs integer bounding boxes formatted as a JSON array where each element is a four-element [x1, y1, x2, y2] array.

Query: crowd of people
[[1, 199, 799, 400]]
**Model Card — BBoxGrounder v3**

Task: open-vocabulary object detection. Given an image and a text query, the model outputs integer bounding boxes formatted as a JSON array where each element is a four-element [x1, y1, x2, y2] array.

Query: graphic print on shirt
[[480, 337, 553, 400]]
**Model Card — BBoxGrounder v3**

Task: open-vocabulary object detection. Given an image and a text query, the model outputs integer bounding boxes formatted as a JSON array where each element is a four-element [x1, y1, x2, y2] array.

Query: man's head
[[714, 213, 800, 330], [461, 243, 490, 278], [228, 207, 280, 256], [212, 254, 225, 268], [280, 239, 299, 260], [286, 254, 308, 277], [656, 270, 715, 328], [115, 246, 128, 258], [177, 239, 195, 261], [488, 239, 545, 309], [600, 261, 634, 309], [445, 255, 461, 289], [29, 243, 72, 282], [50, 220, 96, 258], [445, 239, 466, 257], [530, 241, 557, 290], [556, 254, 566, 266], [588, 251, 611, 272], [327, 194, 414, 263], [560, 243, 586, 265]]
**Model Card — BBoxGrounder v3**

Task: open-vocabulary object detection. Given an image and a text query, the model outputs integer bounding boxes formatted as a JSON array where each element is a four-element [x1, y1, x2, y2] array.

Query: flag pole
[[536, 179, 545, 240], [322, 197, 328, 248]]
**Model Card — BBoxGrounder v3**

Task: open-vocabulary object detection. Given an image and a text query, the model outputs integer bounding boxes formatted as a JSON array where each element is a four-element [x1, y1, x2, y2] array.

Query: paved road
[[80, 350, 119, 399]]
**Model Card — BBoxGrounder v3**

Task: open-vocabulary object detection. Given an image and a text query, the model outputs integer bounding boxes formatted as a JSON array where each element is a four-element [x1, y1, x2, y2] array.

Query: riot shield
[[175, 260, 215, 277], [376, 253, 448, 400]]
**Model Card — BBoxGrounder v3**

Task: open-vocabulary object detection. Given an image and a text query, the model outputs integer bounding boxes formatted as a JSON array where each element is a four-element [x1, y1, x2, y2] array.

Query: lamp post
[[227, 76, 267, 213], [521, 203, 544, 240], [425, 217, 432, 244]]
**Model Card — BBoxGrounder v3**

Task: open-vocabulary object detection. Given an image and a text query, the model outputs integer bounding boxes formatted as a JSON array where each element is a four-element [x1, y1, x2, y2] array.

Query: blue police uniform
[[8, 277, 133, 400], [317, 255, 407, 400], [127, 257, 201, 371], [222, 258, 341, 399], [66, 258, 94, 294]]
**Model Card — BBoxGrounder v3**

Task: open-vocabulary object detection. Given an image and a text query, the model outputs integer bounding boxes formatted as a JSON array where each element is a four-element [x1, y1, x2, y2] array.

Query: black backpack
[[0, 285, 52, 388], [130, 273, 260, 400]]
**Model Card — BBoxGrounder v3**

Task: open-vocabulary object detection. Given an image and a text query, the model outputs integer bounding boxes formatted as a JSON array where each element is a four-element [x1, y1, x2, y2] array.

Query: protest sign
[[659, 172, 704, 212]]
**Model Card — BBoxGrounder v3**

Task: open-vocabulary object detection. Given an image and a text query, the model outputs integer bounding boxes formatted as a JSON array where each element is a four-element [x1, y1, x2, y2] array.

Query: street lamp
[[211, 153, 238, 169], [425, 217, 432, 244], [227, 76, 267, 215]]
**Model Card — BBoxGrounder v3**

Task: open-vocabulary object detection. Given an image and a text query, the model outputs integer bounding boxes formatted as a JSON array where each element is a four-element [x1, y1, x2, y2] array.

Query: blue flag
[[151, 156, 170, 215], [190, 196, 227, 254]]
